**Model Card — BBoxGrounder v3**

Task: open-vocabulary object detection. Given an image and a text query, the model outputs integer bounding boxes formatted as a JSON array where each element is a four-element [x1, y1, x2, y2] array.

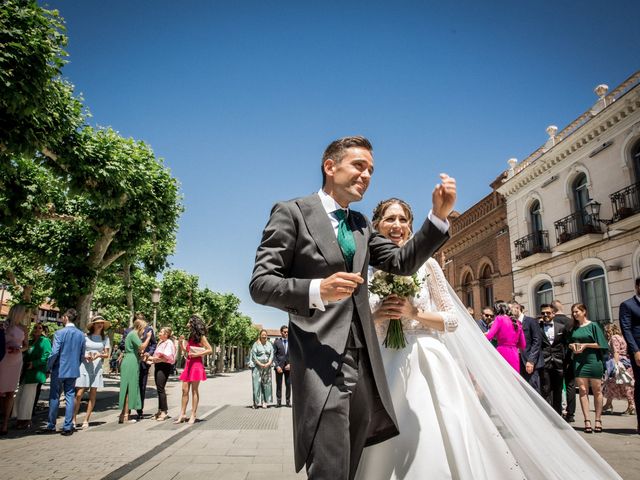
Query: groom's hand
[[320, 272, 364, 303], [432, 173, 457, 222]]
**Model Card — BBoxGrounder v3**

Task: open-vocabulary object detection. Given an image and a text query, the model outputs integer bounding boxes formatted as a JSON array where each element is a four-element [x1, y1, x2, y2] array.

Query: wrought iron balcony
[[514, 231, 550, 260], [554, 211, 602, 244], [610, 182, 640, 222]]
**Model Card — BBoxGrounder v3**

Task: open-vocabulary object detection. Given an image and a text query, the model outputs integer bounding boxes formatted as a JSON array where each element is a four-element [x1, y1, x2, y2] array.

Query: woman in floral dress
[[603, 323, 635, 415], [249, 329, 274, 408]]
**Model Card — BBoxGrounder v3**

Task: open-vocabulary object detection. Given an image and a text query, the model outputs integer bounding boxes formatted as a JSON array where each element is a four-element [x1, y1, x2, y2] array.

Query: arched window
[[534, 281, 553, 314], [572, 173, 589, 212], [462, 272, 473, 309], [631, 138, 640, 183], [580, 267, 609, 323], [530, 200, 542, 233], [480, 264, 493, 308]]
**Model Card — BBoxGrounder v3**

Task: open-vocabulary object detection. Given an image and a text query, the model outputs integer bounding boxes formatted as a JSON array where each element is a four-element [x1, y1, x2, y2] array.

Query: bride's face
[[378, 203, 411, 246]]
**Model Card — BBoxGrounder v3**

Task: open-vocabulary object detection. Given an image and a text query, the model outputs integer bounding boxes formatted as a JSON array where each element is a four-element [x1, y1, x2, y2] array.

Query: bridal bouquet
[[370, 271, 421, 349]]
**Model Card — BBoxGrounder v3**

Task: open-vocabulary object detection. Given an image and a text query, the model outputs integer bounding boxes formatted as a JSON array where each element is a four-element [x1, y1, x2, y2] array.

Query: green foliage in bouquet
[[369, 271, 421, 349]]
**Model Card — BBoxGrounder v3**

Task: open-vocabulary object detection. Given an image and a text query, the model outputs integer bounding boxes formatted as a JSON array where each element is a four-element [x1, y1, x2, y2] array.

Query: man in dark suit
[[552, 299, 575, 422], [476, 306, 494, 333], [512, 302, 543, 392], [273, 324, 291, 407], [619, 277, 640, 434], [250, 136, 455, 480], [41, 308, 86, 435], [539, 303, 570, 415]]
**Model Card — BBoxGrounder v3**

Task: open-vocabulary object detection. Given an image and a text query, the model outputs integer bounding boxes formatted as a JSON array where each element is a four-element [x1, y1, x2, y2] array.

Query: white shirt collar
[[517, 313, 524, 322], [318, 189, 348, 215], [64, 322, 75, 328], [636, 295, 640, 303]]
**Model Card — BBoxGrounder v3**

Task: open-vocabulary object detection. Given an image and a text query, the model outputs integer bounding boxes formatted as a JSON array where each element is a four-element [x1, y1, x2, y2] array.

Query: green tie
[[335, 209, 356, 269]]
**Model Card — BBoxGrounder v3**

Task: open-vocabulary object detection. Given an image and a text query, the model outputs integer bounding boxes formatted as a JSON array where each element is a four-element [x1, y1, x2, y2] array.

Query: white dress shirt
[[309, 189, 449, 311], [542, 320, 555, 343]]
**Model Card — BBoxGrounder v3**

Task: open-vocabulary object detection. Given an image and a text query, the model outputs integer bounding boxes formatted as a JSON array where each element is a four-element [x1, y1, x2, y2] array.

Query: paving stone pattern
[[0, 369, 638, 479]]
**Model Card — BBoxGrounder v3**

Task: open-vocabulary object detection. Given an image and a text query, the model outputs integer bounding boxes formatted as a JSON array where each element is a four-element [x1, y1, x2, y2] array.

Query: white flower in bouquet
[[369, 271, 421, 349]]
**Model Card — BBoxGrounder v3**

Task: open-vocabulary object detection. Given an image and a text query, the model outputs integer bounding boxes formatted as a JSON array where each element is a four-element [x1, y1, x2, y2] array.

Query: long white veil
[[428, 261, 622, 479]]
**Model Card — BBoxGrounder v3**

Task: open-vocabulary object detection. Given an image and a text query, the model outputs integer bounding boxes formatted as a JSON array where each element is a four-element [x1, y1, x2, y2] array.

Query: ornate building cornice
[[498, 71, 640, 198]]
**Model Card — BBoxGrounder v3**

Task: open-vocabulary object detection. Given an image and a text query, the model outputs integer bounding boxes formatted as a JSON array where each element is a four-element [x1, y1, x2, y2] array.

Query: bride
[[356, 197, 621, 480]]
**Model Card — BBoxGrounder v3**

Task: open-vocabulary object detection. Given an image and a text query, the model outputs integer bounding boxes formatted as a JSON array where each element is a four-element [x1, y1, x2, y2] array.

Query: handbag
[[615, 362, 635, 386]]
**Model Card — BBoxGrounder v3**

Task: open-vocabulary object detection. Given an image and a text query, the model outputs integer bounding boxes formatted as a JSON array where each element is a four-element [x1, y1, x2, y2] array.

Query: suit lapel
[[297, 194, 345, 267], [350, 213, 367, 274], [553, 321, 563, 343]]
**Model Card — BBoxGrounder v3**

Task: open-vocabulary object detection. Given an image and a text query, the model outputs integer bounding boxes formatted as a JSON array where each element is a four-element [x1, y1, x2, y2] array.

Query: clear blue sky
[[45, 0, 639, 328]]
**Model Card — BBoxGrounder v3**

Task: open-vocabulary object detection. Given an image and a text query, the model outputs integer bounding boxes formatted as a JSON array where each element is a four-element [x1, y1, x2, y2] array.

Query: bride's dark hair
[[372, 198, 414, 232]]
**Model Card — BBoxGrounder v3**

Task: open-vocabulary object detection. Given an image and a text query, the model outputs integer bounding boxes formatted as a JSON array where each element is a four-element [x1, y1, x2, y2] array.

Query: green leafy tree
[[39, 127, 181, 327], [158, 269, 200, 336]]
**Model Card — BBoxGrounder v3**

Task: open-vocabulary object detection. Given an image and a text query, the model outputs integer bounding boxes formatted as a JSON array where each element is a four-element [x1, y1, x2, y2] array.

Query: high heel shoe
[[188, 416, 197, 424], [624, 407, 636, 416], [583, 420, 593, 433], [602, 405, 613, 415], [594, 420, 603, 433], [173, 416, 187, 424]]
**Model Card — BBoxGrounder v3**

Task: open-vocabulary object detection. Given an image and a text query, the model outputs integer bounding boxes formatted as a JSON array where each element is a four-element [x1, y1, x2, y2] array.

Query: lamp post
[[151, 287, 161, 331]]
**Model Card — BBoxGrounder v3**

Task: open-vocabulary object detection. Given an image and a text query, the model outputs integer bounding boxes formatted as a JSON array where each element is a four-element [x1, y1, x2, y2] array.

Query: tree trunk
[[226, 345, 233, 372], [122, 261, 135, 327], [76, 277, 97, 329], [216, 333, 225, 372]]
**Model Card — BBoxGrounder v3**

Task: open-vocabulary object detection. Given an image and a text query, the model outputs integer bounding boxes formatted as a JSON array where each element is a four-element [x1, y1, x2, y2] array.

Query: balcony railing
[[554, 211, 602, 244], [514, 231, 551, 260], [610, 182, 640, 222]]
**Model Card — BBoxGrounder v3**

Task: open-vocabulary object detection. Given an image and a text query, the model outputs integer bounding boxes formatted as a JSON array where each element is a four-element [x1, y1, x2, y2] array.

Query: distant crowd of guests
[[470, 277, 640, 435], [0, 308, 214, 435]]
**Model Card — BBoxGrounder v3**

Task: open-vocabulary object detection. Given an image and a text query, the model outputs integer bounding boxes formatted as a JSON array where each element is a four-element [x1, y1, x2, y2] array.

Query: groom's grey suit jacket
[[250, 193, 448, 472]]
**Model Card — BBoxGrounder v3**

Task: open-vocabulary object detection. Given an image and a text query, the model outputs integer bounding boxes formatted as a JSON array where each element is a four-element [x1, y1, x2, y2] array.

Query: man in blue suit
[[512, 302, 543, 393], [620, 277, 640, 435], [40, 308, 86, 435]]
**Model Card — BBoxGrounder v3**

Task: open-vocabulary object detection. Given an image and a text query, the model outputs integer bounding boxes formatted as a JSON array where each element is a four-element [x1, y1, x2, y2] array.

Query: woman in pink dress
[[0, 305, 28, 435], [174, 315, 212, 424], [486, 302, 526, 372]]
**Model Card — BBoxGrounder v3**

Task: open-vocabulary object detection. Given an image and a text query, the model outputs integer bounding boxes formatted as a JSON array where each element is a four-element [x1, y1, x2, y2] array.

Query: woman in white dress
[[73, 316, 111, 429], [357, 198, 622, 480]]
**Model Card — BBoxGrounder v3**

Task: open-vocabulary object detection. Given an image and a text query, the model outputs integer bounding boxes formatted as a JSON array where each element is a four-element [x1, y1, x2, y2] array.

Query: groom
[[250, 136, 455, 480]]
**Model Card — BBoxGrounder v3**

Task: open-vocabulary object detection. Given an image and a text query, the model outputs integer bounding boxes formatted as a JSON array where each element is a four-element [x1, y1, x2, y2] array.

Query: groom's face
[[324, 147, 374, 206]]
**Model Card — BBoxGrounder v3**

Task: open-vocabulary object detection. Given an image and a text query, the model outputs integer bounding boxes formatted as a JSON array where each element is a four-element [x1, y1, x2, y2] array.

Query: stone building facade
[[438, 175, 514, 313], [497, 71, 640, 322]]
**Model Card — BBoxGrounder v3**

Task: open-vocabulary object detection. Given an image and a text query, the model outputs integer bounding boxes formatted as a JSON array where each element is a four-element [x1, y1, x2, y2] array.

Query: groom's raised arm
[[250, 202, 313, 317]]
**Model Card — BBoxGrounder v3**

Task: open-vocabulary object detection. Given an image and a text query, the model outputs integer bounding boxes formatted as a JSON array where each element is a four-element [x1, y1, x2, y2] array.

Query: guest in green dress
[[249, 329, 274, 409], [118, 319, 152, 423], [569, 303, 609, 433], [14, 323, 51, 429]]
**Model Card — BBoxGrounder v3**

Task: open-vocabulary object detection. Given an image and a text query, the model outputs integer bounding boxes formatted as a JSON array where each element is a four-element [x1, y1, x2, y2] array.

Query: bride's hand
[[376, 296, 416, 320]]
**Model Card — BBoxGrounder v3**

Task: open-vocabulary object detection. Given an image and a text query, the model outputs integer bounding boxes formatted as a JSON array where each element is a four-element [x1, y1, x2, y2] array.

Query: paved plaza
[[0, 368, 638, 479]]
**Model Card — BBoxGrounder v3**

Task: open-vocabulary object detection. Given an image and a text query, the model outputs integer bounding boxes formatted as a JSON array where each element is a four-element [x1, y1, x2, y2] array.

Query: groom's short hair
[[321, 136, 373, 186]]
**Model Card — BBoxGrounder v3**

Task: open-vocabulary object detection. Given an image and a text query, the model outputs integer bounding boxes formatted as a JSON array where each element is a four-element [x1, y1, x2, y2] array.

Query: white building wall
[[500, 75, 640, 320]]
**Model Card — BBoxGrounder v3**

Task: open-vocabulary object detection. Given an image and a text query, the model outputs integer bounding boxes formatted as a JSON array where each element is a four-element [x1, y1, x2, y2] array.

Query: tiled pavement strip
[[0, 368, 638, 479]]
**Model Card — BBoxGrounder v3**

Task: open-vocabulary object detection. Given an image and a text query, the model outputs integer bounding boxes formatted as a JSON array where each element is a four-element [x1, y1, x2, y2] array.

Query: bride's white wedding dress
[[357, 258, 621, 480]]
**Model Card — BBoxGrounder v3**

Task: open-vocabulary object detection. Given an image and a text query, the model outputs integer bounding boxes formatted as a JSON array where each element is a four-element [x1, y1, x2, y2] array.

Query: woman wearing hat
[[73, 315, 111, 429]]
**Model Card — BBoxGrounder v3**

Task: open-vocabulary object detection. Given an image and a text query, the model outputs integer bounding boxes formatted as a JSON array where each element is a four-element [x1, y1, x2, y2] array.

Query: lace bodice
[[369, 258, 458, 339]]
